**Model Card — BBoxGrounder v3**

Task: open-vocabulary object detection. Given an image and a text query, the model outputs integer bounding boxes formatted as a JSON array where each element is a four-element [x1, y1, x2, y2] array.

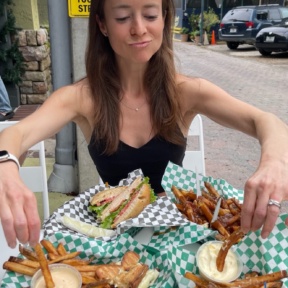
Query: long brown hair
[[85, 0, 184, 154]]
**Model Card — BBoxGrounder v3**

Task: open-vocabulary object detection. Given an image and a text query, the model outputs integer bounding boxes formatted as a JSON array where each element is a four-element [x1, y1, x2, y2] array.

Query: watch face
[[0, 150, 8, 157]]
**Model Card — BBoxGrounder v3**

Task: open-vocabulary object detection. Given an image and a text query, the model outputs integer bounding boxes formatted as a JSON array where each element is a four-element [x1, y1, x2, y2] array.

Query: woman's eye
[[145, 15, 158, 21], [115, 17, 130, 22]]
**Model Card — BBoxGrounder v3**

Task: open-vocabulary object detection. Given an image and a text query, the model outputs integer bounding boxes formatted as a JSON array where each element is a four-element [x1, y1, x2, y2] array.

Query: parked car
[[255, 17, 288, 55], [218, 5, 288, 50]]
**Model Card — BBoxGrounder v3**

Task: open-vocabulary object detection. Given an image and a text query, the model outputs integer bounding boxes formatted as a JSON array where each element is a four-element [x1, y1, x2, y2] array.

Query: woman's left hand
[[241, 158, 288, 238]]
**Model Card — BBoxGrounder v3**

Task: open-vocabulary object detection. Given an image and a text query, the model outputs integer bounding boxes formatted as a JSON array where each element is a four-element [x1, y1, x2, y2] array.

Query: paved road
[[174, 41, 288, 191]]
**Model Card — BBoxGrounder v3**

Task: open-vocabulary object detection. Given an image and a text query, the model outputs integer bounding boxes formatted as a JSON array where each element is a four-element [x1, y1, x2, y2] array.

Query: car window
[[279, 7, 288, 18], [223, 8, 253, 21], [256, 10, 268, 20], [268, 8, 281, 20]]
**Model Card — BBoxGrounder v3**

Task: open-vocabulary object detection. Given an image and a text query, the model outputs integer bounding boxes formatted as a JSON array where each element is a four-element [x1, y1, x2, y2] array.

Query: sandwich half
[[89, 177, 156, 229]]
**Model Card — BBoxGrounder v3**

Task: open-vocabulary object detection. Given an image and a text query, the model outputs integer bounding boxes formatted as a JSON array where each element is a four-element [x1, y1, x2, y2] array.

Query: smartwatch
[[0, 150, 20, 169]]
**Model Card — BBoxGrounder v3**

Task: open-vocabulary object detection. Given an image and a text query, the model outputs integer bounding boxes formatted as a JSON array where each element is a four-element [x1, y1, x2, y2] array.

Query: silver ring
[[267, 199, 281, 209]]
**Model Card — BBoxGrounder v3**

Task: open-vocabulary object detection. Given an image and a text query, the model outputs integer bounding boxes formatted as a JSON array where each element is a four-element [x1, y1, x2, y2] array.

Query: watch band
[[0, 150, 20, 169]]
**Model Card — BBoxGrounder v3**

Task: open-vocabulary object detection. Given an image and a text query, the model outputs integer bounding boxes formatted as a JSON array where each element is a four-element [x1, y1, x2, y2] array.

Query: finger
[[0, 195, 18, 248], [1, 212, 18, 248], [11, 201, 29, 245], [10, 186, 38, 245], [24, 193, 41, 247], [250, 187, 269, 232], [241, 179, 257, 234], [261, 200, 281, 239]]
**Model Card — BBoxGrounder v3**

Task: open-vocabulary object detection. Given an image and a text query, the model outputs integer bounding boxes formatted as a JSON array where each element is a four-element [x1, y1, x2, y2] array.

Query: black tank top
[[88, 134, 186, 194]]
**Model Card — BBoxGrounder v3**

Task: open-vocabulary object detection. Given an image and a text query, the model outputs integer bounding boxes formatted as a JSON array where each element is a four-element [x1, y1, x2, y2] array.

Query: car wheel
[[258, 48, 272, 56], [226, 42, 239, 50]]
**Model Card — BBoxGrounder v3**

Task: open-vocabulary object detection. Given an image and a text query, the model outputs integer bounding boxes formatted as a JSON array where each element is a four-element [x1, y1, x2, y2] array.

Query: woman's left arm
[[184, 77, 288, 238]]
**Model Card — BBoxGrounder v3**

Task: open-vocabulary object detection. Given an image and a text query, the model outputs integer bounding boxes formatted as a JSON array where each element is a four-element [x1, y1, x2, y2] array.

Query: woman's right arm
[[0, 84, 83, 248]]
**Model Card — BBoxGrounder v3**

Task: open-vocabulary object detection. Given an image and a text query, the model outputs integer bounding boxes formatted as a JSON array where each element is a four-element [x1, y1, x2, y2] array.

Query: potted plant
[[189, 30, 201, 44], [180, 27, 189, 42], [202, 8, 220, 43], [188, 9, 201, 44]]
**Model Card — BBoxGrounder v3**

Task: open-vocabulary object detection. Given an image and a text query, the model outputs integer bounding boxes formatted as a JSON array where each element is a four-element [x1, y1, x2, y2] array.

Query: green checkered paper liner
[[1, 232, 179, 288], [141, 162, 245, 250], [2, 219, 287, 287], [168, 214, 288, 287], [162, 161, 244, 201]]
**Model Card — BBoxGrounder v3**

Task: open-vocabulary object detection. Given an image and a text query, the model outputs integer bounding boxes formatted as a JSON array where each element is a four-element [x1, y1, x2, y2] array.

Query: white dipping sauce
[[33, 265, 81, 288], [197, 242, 239, 283]]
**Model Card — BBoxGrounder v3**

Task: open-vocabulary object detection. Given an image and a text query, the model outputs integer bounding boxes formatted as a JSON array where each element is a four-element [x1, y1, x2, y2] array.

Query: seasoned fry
[[204, 182, 220, 198], [172, 183, 243, 242], [85, 280, 112, 288], [185, 270, 287, 288], [57, 242, 67, 255], [226, 270, 287, 287], [40, 239, 59, 255], [216, 229, 245, 272], [19, 245, 38, 261], [48, 251, 81, 264], [82, 275, 99, 284], [8, 256, 40, 269], [184, 272, 211, 287], [35, 243, 55, 288], [61, 259, 92, 266], [2, 261, 36, 276]]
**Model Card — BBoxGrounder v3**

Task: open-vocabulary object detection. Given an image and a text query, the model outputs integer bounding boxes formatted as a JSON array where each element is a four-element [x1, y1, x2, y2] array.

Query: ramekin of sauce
[[196, 240, 243, 283], [31, 263, 82, 288]]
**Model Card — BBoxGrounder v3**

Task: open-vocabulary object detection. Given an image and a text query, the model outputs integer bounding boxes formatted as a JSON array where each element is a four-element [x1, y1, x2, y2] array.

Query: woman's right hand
[[0, 161, 41, 248]]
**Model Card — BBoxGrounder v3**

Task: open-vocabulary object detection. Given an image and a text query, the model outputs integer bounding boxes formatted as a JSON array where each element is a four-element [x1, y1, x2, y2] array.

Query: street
[[174, 41, 288, 190]]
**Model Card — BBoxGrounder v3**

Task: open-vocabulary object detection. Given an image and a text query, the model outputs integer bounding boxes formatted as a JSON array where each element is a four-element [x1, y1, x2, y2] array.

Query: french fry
[[48, 251, 81, 264], [82, 275, 99, 284], [61, 259, 92, 266], [216, 229, 245, 272], [47, 253, 58, 260], [57, 242, 67, 255], [204, 182, 220, 198], [8, 256, 40, 269], [35, 243, 55, 288], [184, 272, 211, 288], [80, 271, 97, 277], [85, 280, 112, 288], [2, 261, 36, 276], [19, 244, 38, 261], [40, 239, 59, 255], [226, 270, 287, 287]]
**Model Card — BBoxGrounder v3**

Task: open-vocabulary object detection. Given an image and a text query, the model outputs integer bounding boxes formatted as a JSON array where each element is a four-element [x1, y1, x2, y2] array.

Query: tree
[[0, 0, 25, 84]]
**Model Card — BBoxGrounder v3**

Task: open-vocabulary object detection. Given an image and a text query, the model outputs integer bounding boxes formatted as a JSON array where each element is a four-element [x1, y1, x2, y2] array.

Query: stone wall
[[17, 29, 52, 105]]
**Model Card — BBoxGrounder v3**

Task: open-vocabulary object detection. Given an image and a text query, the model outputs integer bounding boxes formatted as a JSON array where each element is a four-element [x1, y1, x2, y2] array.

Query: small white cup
[[31, 263, 82, 288], [196, 240, 243, 283]]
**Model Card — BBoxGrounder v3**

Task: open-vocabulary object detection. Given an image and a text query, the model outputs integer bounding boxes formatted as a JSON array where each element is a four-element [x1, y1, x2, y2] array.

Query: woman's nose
[[130, 16, 147, 36]]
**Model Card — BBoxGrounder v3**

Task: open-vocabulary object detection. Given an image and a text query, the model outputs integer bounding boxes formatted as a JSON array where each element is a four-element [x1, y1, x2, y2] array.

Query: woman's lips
[[129, 41, 151, 48]]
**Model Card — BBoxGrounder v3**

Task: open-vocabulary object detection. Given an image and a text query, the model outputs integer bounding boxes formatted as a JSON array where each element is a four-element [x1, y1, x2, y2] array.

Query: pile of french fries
[[2, 239, 154, 288], [172, 182, 242, 240], [185, 269, 287, 287]]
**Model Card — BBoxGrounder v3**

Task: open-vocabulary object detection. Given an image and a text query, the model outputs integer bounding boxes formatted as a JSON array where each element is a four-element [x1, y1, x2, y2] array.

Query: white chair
[[183, 114, 206, 176], [0, 121, 49, 279]]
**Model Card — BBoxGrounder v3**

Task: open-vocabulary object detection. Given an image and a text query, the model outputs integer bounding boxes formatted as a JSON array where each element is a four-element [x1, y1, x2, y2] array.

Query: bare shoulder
[[47, 78, 93, 117]]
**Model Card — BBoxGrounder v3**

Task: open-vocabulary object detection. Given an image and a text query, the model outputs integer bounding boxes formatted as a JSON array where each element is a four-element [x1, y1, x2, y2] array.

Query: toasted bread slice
[[100, 177, 142, 221], [90, 186, 127, 206], [111, 183, 151, 228]]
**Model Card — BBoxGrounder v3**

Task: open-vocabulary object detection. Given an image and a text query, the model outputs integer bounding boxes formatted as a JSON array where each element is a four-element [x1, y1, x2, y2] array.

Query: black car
[[218, 5, 288, 50], [255, 17, 288, 55]]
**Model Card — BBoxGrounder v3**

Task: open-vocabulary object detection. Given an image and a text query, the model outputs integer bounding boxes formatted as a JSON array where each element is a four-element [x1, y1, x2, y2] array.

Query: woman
[[0, 0, 287, 248]]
